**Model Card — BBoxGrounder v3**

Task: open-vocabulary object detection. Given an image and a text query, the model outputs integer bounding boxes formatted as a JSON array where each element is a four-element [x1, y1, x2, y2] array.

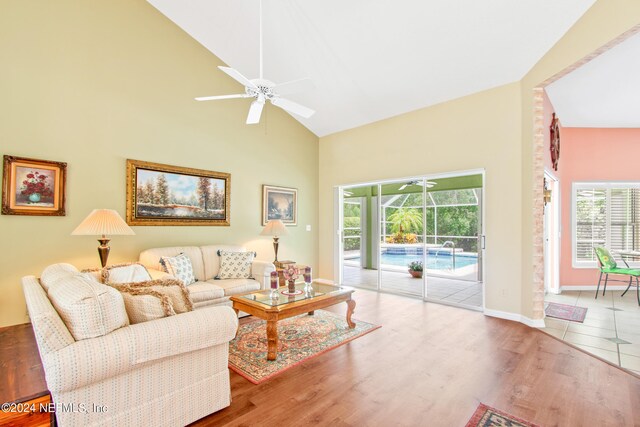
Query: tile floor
[[342, 264, 483, 309], [542, 290, 640, 375]]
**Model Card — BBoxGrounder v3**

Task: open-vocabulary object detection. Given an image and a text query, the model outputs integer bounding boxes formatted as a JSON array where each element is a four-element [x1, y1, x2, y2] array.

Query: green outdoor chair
[[594, 247, 640, 304]]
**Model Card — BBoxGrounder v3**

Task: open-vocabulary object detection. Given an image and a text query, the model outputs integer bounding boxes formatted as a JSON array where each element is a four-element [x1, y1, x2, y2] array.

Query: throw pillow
[[595, 247, 617, 270], [116, 289, 176, 325], [216, 250, 255, 279], [113, 278, 194, 313], [159, 253, 196, 285], [105, 263, 152, 284], [82, 263, 152, 284]]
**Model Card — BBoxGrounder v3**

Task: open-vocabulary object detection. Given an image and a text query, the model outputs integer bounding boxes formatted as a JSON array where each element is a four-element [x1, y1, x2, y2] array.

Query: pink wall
[[560, 128, 640, 286]]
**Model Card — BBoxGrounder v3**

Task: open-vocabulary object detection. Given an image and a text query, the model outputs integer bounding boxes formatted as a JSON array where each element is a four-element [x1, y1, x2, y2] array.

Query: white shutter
[[575, 188, 606, 261], [573, 184, 640, 266], [610, 188, 632, 252]]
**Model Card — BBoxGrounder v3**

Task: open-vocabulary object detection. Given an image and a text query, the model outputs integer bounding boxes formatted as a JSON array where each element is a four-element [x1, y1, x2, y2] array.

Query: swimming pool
[[350, 252, 477, 270]]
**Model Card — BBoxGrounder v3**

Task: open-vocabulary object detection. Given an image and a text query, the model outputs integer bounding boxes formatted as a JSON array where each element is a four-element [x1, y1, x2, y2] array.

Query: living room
[[1, 1, 640, 426]]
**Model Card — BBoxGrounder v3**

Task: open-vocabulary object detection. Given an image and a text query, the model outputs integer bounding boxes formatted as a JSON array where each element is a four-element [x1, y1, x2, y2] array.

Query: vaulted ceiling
[[148, 0, 597, 136], [546, 31, 640, 128]]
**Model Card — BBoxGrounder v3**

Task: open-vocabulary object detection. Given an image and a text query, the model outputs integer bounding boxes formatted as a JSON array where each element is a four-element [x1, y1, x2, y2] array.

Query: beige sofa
[[22, 263, 238, 427], [138, 245, 276, 309]]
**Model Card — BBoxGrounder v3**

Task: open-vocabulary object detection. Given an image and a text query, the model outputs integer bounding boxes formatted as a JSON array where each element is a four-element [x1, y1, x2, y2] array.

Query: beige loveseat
[[138, 245, 276, 309], [22, 263, 238, 427]]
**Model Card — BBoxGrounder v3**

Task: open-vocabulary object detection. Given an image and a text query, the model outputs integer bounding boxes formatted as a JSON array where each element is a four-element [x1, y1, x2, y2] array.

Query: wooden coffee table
[[230, 282, 355, 361]]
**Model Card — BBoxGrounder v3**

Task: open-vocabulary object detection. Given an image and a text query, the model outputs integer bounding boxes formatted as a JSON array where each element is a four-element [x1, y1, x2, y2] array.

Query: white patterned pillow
[[215, 250, 255, 279], [159, 253, 196, 286], [105, 263, 152, 284]]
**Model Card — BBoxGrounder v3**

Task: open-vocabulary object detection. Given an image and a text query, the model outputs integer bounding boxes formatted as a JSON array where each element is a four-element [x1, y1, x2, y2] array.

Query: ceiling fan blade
[[218, 66, 258, 90], [246, 99, 265, 124], [195, 94, 251, 101], [274, 78, 314, 96], [271, 97, 315, 118]]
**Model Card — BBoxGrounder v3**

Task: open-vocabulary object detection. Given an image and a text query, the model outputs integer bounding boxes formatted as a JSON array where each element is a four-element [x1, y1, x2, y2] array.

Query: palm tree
[[388, 208, 423, 234]]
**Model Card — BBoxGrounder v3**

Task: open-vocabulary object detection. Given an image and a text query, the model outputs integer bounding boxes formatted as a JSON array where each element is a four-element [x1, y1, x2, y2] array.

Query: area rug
[[229, 310, 380, 384], [544, 302, 588, 322], [466, 403, 540, 427]]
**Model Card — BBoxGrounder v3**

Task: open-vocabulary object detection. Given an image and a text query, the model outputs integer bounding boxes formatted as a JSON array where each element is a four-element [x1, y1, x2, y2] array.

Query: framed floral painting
[[1, 155, 67, 216], [262, 185, 297, 226]]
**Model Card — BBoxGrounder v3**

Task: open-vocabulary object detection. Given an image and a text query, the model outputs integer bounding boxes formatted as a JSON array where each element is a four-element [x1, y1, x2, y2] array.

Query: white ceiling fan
[[195, 0, 315, 124], [398, 180, 437, 191]]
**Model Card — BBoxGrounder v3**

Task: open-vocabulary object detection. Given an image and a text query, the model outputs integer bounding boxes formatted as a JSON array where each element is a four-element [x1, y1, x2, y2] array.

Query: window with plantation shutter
[[572, 183, 640, 267]]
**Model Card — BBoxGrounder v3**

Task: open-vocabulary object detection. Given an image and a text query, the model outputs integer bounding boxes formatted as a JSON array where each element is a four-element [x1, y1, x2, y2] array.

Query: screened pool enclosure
[[340, 173, 484, 309]]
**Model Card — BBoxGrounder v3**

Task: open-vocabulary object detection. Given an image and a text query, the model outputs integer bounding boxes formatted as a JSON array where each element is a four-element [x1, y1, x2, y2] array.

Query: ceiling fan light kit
[[398, 180, 437, 191], [195, 0, 315, 125]]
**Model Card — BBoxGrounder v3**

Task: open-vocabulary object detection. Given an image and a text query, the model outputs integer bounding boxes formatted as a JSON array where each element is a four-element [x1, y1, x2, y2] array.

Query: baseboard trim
[[484, 309, 546, 328], [560, 285, 630, 291]]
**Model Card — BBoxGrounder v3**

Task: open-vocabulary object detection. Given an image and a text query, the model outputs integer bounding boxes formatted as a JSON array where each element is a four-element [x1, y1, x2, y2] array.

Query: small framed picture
[[2, 155, 67, 216], [263, 185, 297, 226]]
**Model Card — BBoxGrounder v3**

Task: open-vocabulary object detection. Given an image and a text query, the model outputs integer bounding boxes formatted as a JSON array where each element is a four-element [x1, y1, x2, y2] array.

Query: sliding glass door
[[337, 171, 484, 310], [341, 185, 378, 290], [379, 180, 425, 297]]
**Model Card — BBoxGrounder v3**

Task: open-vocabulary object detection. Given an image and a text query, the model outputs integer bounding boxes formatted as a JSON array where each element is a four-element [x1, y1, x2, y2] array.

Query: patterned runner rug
[[545, 302, 588, 322], [229, 310, 380, 384], [466, 403, 540, 427]]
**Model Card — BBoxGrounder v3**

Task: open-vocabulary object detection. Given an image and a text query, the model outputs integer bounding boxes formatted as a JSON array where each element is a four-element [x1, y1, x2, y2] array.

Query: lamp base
[[272, 236, 280, 264], [97, 238, 111, 268]]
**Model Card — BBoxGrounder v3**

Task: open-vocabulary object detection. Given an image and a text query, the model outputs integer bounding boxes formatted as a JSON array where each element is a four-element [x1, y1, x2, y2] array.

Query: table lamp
[[72, 209, 135, 267], [260, 219, 288, 264]]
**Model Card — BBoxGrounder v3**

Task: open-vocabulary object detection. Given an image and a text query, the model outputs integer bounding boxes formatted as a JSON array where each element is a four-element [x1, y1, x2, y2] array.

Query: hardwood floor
[[194, 289, 640, 426]]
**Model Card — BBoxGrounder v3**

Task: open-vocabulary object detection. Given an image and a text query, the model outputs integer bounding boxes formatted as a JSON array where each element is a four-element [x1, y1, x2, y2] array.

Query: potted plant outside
[[408, 261, 423, 278]]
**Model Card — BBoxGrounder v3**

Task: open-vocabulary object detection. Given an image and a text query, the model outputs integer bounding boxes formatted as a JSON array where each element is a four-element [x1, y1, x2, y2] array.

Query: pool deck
[[341, 264, 483, 309]]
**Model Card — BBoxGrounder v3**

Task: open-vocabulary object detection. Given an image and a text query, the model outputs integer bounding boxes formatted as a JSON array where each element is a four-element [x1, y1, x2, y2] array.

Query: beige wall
[[0, 0, 319, 327], [319, 83, 523, 315], [320, 0, 640, 319]]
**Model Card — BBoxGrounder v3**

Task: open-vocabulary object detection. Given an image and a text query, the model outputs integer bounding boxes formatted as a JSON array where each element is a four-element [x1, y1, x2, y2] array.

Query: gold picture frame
[[2, 155, 67, 216], [262, 185, 297, 226], [126, 159, 230, 226]]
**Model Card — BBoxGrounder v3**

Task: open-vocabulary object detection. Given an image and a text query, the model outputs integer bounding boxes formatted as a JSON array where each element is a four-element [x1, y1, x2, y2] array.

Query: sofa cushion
[[209, 278, 260, 296], [201, 245, 246, 280], [139, 246, 205, 281], [216, 250, 255, 280], [160, 253, 197, 286], [47, 273, 129, 340], [40, 263, 79, 292], [187, 281, 225, 303]]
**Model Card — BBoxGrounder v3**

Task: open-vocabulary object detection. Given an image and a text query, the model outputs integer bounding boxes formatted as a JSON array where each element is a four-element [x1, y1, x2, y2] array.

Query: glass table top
[[239, 282, 349, 307]]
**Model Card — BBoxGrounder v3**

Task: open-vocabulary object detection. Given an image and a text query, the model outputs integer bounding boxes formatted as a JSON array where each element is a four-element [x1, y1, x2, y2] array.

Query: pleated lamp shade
[[72, 209, 135, 237], [260, 219, 289, 237]]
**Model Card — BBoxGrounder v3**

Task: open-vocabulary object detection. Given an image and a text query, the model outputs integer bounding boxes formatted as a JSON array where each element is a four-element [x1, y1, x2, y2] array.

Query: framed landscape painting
[[126, 159, 230, 226], [262, 185, 297, 226], [1, 155, 66, 216]]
